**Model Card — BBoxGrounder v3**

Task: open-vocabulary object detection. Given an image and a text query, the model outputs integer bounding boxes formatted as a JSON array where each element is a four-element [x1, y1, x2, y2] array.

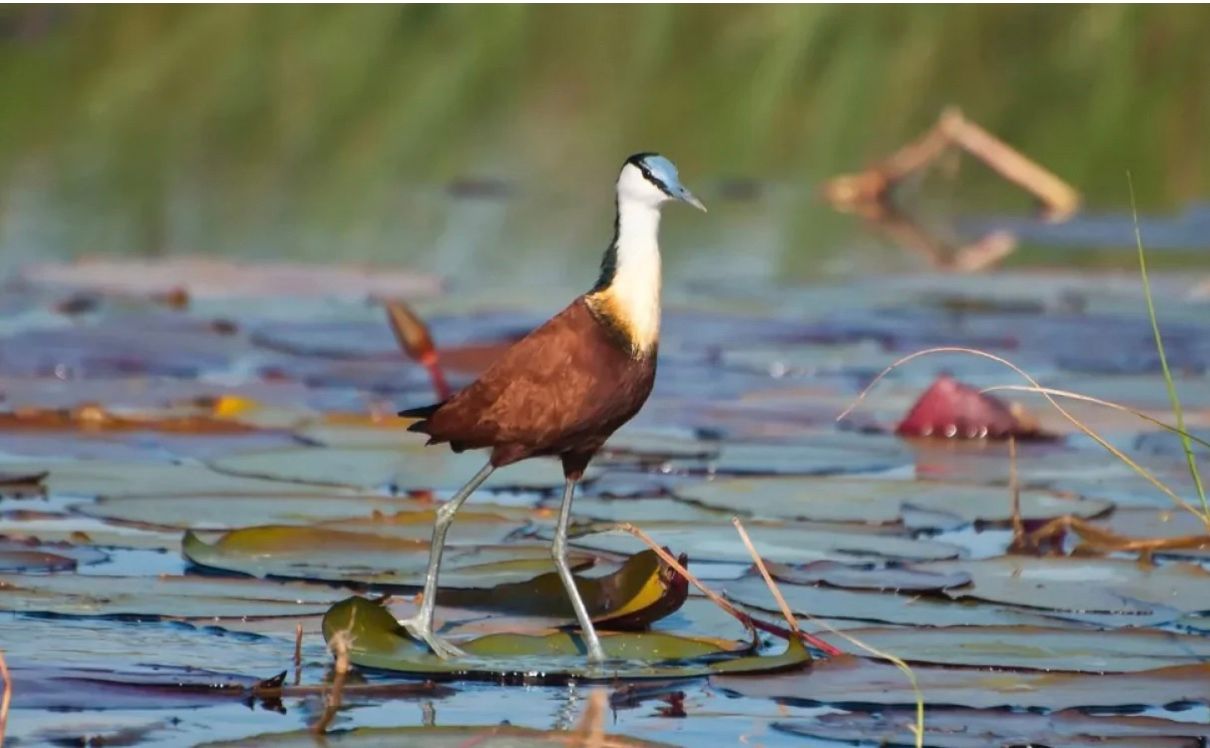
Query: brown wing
[[414, 297, 653, 459]]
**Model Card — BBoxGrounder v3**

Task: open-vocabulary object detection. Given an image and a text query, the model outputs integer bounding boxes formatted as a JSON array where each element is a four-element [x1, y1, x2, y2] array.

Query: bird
[[397, 152, 705, 663]]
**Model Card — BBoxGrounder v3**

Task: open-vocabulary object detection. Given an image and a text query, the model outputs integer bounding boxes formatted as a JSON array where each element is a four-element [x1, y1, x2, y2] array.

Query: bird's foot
[[398, 614, 466, 659]]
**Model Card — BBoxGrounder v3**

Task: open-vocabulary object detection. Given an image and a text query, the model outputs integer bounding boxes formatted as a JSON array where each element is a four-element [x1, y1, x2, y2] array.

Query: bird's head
[[617, 153, 706, 213]]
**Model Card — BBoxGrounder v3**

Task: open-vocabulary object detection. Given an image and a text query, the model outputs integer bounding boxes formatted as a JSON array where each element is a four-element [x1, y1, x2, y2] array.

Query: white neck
[[590, 197, 662, 355]]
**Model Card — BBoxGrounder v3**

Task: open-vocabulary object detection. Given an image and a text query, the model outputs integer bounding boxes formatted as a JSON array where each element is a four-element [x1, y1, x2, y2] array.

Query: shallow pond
[[2, 262, 1210, 747]]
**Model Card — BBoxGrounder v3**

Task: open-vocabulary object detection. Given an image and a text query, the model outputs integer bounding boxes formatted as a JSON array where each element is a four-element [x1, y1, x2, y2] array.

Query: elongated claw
[[398, 614, 466, 660]]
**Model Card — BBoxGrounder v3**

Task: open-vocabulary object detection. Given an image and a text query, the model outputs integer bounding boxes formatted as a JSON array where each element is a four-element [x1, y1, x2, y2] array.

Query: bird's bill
[[676, 187, 708, 213]]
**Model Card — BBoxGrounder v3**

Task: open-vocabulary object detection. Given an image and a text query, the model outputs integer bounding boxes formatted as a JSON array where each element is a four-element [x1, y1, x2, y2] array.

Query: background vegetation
[[1, 5, 1207, 282]]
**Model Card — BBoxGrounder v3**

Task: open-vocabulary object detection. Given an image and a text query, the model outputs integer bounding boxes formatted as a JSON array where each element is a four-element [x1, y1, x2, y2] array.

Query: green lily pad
[[0, 572, 339, 618], [712, 654, 1210, 710], [564, 521, 962, 564], [320, 595, 809, 681], [924, 556, 1210, 620], [814, 625, 1210, 672], [209, 443, 590, 491], [676, 477, 1112, 526], [199, 725, 675, 747], [183, 526, 593, 588]]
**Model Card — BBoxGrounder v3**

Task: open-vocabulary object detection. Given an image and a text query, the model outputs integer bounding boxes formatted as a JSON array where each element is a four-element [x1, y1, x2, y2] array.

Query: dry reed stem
[[293, 622, 303, 687], [836, 346, 1208, 527], [573, 689, 608, 748], [1008, 436, 1024, 547], [982, 385, 1210, 452], [0, 648, 10, 748], [614, 523, 843, 657], [730, 519, 924, 748], [312, 609, 355, 734]]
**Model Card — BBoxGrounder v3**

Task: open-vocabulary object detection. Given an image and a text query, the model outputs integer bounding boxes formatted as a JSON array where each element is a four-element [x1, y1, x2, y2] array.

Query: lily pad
[[441, 549, 687, 628], [0, 572, 339, 618], [676, 476, 1110, 526], [712, 654, 1210, 710], [775, 708, 1210, 748], [81, 493, 530, 531], [209, 443, 590, 491], [924, 556, 1210, 620], [0, 538, 107, 572], [767, 560, 971, 592], [183, 526, 592, 588], [565, 521, 962, 564], [703, 434, 911, 475], [813, 625, 1210, 672], [320, 595, 810, 681], [200, 725, 674, 747], [3, 460, 341, 499], [724, 574, 1063, 628]]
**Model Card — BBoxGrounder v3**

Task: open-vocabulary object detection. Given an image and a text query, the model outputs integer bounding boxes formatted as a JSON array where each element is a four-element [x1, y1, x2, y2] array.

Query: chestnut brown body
[[402, 296, 656, 479]]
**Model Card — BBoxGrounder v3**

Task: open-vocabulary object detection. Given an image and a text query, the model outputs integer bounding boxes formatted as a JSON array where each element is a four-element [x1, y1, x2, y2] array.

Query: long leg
[[552, 477, 606, 662], [398, 460, 494, 658]]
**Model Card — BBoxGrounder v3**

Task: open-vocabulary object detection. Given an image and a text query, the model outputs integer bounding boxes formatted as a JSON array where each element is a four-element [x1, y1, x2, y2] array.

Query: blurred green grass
[[0, 5, 1207, 276]]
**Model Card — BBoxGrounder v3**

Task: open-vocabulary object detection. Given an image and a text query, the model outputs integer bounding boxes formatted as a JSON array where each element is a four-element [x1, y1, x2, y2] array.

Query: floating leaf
[[0, 538, 107, 572], [712, 654, 1210, 710], [814, 625, 1210, 672], [200, 725, 674, 747], [441, 549, 687, 628], [183, 526, 592, 588], [0, 572, 339, 618], [924, 556, 1210, 620], [724, 574, 1063, 628], [0, 469, 47, 498], [775, 708, 1210, 748], [210, 443, 591, 491], [2, 460, 340, 499], [676, 476, 1110, 526], [566, 521, 962, 564], [767, 560, 971, 592], [320, 596, 809, 681], [704, 434, 910, 475]]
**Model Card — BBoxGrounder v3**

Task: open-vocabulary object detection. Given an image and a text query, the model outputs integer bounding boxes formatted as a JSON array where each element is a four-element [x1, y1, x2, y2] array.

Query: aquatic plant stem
[[837, 346, 1208, 527], [1129, 172, 1208, 520], [1008, 437, 1024, 547], [980, 386, 1210, 452], [731, 518, 924, 748], [614, 523, 843, 657], [0, 648, 9, 747]]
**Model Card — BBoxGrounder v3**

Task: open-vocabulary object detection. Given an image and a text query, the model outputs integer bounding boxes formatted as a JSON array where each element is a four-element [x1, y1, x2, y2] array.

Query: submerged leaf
[[321, 596, 809, 681]]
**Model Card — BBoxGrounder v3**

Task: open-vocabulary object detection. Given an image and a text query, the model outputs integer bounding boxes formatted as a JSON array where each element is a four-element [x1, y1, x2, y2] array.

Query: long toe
[[398, 615, 466, 660]]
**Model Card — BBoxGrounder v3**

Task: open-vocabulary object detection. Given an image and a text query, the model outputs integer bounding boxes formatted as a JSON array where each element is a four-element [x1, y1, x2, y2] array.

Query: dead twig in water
[[573, 689, 608, 748], [293, 622, 303, 687], [825, 106, 1080, 222], [732, 518, 925, 748], [1008, 436, 1025, 549], [614, 523, 843, 657], [312, 609, 355, 735], [1013, 513, 1210, 563]]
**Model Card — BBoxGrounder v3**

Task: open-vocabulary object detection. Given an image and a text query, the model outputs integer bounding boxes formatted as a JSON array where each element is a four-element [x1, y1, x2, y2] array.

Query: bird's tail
[[398, 401, 446, 434]]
